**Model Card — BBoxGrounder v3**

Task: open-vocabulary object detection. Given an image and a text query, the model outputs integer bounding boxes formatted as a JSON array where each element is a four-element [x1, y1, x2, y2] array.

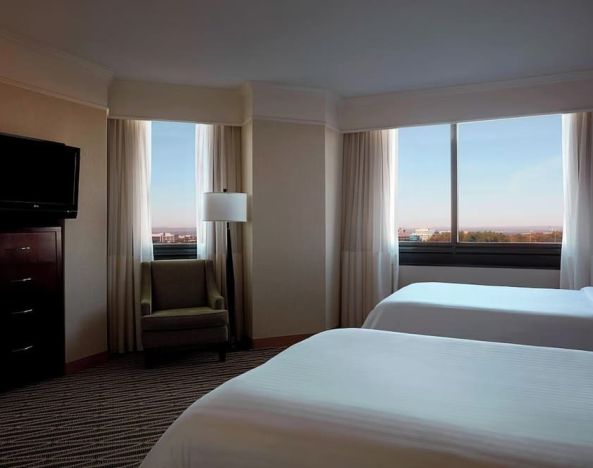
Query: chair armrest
[[140, 261, 152, 316], [205, 260, 225, 310]]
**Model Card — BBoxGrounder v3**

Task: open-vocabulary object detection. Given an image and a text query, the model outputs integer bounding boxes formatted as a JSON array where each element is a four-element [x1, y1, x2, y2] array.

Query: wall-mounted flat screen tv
[[0, 133, 80, 218]]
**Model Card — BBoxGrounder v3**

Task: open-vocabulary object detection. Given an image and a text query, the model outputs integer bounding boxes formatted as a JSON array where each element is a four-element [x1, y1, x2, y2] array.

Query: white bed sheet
[[142, 329, 593, 468], [363, 282, 593, 351]]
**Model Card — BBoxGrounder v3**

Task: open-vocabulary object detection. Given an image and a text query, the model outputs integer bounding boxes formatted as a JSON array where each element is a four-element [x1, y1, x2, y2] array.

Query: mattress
[[141, 329, 593, 467], [363, 282, 593, 351]]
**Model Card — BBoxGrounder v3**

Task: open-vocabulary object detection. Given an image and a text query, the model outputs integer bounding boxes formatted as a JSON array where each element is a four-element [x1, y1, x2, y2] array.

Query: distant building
[[163, 233, 176, 243], [413, 228, 434, 242], [398, 227, 412, 241], [152, 231, 197, 244]]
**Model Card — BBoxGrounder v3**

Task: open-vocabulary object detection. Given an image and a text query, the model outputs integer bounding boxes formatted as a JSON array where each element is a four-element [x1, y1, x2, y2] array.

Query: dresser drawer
[[0, 232, 58, 265], [7, 306, 39, 343], [3, 343, 41, 380], [0, 264, 58, 311]]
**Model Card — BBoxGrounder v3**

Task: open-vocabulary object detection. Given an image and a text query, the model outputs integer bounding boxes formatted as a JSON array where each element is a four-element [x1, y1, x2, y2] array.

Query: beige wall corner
[[324, 127, 342, 329], [241, 120, 254, 339], [250, 119, 327, 338], [242, 83, 341, 340], [0, 82, 108, 363]]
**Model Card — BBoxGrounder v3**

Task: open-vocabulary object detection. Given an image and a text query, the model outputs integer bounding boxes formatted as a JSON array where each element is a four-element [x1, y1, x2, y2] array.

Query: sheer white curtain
[[195, 124, 213, 259], [340, 129, 398, 327], [195, 124, 245, 341], [561, 112, 593, 289], [107, 119, 153, 353]]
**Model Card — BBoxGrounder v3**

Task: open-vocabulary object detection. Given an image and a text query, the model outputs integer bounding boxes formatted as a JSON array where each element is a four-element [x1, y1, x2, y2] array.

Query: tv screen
[[0, 133, 80, 218]]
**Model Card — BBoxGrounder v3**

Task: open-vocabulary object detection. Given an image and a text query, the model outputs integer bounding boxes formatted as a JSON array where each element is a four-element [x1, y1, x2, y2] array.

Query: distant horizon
[[152, 226, 196, 232], [399, 225, 562, 231], [153, 225, 564, 233]]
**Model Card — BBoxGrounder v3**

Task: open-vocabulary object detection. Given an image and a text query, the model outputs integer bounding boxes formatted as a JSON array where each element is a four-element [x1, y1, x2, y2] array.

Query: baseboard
[[250, 333, 313, 349], [65, 351, 109, 374]]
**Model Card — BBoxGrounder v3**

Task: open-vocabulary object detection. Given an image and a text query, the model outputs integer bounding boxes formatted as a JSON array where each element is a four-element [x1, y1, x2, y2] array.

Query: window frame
[[400, 121, 562, 269]]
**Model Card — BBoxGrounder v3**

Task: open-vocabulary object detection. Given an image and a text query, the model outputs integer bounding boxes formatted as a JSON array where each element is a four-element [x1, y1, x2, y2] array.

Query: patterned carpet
[[0, 348, 281, 467]]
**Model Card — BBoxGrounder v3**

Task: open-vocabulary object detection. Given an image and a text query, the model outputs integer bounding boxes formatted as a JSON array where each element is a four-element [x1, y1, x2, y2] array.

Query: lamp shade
[[202, 192, 247, 222]]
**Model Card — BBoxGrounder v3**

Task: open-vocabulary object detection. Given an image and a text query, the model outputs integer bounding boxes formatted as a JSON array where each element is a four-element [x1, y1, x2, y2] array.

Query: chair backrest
[[151, 259, 209, 311]]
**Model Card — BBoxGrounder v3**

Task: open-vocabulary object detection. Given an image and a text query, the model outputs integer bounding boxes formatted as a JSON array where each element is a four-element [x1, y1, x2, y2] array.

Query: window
[[458, 115, 563, 243], [151, 121, 198, 259], [398, 124, 451, 243], [399, 114, 563, 268]]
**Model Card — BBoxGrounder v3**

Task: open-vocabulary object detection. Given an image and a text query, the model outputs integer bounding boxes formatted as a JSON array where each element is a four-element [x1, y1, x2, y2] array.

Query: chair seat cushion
[[142, 307, 229, 331]]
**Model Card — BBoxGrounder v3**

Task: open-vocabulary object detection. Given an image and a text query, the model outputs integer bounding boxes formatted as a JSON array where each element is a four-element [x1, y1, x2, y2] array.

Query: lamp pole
[[224, 190, 237, 346]]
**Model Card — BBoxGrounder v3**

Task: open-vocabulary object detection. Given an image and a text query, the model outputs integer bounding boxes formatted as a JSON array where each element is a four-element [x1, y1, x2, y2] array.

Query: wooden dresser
[[0, 225, 64, 387]]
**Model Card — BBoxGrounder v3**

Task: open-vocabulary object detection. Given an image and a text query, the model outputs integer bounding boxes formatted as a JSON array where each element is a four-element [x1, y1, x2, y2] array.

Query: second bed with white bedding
[[363, 282, 593, 351], [142, 329, 593, 467]]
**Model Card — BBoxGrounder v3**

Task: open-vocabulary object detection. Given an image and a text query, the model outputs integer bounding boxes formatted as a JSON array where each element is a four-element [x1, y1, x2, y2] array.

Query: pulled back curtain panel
[[107, 119, 153, 353], [561, 112, 593, 289], [340, 129, 399, 327], [196, 124, 246, 343]]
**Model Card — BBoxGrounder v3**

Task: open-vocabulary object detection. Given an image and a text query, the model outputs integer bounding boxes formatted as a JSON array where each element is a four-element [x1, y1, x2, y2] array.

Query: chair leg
[[218, 346, 227, 362]]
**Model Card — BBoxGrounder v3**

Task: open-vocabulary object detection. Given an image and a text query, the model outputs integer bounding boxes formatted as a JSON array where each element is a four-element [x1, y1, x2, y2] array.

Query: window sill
[[399, 243, 560, 269], [153, 243, 197, 260]]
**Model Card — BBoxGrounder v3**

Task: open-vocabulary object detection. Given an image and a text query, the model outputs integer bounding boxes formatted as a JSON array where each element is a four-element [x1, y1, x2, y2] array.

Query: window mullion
[[450, 123, 458, 249]]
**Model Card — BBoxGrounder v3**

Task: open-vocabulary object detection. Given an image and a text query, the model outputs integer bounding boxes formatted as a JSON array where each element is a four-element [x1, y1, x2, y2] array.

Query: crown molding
[[108, 79, 243, 125], [0, 29, 113, 80], [0, 76, 109, 111], [345, 69, 593, 102], [0, 29, 113, 108], [242, 115, 340, 133], [243, 81, 339, 130], [339, 70, 593, 132]]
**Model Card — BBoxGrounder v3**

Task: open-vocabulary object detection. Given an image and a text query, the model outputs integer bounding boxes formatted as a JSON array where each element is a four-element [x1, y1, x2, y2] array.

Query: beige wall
[[241, 120, 254, 337], [399, 266, 560, 289], [0, 83, 108, 363], [249, 119, 327, 338], [324, 127, 342, 329]]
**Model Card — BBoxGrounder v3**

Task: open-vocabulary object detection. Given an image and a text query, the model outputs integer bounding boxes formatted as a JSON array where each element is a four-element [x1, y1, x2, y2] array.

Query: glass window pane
[[457, 114, 562, 243], [398, 124, 451, 243], [151, 121, 197, 246]]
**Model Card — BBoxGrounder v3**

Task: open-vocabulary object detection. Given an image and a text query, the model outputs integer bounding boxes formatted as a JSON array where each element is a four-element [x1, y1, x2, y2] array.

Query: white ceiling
[[1, 0, 592, 97]]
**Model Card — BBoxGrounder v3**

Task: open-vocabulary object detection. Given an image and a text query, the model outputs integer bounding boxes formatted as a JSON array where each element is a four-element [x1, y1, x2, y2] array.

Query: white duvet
[[364, 282, 593, 351], [142, 329, 593, 467]]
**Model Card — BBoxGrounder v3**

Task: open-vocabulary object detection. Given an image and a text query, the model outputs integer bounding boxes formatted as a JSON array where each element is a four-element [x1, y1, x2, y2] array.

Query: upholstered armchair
[[141, 259, 229, 366]]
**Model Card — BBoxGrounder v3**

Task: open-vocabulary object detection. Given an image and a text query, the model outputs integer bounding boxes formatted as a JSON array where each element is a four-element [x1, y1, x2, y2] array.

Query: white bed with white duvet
[[363, 282, 593, 351], [142, 329, 593, 467]]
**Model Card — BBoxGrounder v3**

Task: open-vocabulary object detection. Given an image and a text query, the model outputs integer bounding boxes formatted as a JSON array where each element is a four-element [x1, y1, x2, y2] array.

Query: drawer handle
[[10, 277, 32, 284], [11, 345, 34, 354], [11, 308, 34, 316], [5, 246, 31, 252]]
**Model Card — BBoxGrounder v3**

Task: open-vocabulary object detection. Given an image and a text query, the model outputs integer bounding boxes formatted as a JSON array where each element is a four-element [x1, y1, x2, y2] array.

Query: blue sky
[[151, 114, 563, 230], [398, 114, 563, 229], [151, 121, 196, 229]]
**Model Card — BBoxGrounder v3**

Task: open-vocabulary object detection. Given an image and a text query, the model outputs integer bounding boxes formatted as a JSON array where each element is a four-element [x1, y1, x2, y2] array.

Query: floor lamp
[[202, 190, 247, 347]]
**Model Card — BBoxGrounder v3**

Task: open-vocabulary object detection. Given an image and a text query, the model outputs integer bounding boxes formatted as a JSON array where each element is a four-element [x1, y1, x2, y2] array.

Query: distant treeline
[[428, 230, 562, 243]]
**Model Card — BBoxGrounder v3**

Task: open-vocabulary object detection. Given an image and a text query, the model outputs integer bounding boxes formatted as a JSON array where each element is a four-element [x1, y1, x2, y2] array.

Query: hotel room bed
[[142, 329, 593, 467], [363, 282, 593, 351]]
